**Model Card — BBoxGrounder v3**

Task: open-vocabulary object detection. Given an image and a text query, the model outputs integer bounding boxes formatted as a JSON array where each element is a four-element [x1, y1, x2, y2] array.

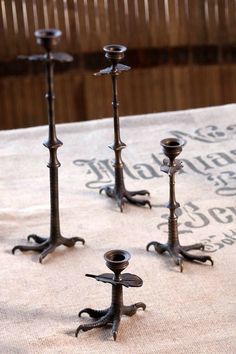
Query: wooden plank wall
[[0, 0, 235, 129]]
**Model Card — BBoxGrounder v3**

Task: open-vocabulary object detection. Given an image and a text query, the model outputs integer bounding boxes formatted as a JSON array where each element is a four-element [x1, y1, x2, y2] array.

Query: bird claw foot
[[75, 312, 112, 337], [146, 241, 167, 254], [99, 185, 114, 197], [12, 241, 48, 255], [38, 244, 56, 263], [147, 240, 213, 272], [99, 184, 151, 211], [60, 236, 85, 247], [168, 250, 184, 272], [12, 233, 85, 262], [129, 189, 150, 197], [122, 302, 146, 316], [182, 243, 205, 251], [27, 234, 47, 243], [76, 302, 145, 340], [78, 308, 109, 319], [125, 192, 152, 209], [112, 316, 120, 341], [180, 249, 214, 266]]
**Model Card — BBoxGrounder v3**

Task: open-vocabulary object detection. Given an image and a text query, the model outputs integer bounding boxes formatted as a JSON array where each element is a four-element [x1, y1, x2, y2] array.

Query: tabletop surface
[[0, 105, 236, 354]]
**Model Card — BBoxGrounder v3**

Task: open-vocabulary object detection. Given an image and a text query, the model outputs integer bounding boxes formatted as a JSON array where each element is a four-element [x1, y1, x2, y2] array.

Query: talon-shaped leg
[[169, 250, 184, 272], [99, 184, 151, 211], [13, 232, 84, 262], [128, 189, 150, 197], [76, 299, 146, 340], [75, 313, 112, 337], [122, 302, 146, 316], [79, 308, 109, 319], [147, 239, 213, 271], [99, 186, 114, 198], [27, 234, 47, 243], [12, 242, 48, 254], [182, 243, 205, 251], [125, 194, 152, 209], [117, 197, 125, 213], [146, 241, 167, 254], [112, 316, 121, 341], [60, 236, 85, 247], [180, 249, 214, 266], [39, 244, 56, 263]]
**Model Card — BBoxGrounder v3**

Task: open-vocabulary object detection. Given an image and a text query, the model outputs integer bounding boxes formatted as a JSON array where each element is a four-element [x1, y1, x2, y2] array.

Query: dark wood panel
[[0, 0, 235, 130]]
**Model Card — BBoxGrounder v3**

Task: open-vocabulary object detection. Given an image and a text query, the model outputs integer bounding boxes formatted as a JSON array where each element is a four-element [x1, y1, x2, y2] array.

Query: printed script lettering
[[154, 202, 236, 252], [74, 149, 236, 195], [73, 124, 236, 252]]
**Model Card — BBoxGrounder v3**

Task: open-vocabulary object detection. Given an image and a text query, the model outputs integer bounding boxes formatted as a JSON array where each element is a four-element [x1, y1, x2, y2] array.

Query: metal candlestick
[[76, 249, 146, 341], [12, 29, 85, 263], [146, 138, 213, 272], [95, 45, 151, 212]]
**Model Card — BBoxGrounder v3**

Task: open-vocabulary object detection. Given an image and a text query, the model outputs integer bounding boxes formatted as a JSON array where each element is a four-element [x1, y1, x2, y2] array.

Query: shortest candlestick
[[146, 138, 213, 272], [76, 249, 146, 341]]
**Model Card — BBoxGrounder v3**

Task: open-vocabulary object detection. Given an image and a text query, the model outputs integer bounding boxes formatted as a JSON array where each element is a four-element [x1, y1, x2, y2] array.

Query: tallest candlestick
[[96, 45, 151, 212], [12, 29, 85, 263]]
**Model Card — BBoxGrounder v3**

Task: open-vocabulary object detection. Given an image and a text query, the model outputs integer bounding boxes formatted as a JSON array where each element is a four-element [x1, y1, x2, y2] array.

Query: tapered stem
[[169, 174, 176, 218], [46, 53, 56, 137], [110, 70, 126, 193], [168, 160, 179, 245], [45, 53, 62, 241], [111, 73, 123, 168], [111, 74, 121, 146], [49, 167, 61, 241], [111, 284, 123, 310]]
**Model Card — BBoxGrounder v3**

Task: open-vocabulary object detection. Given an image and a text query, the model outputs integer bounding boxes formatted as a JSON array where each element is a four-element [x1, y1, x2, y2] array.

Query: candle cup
[[104, 249, 130, 274], [104, 44, 126, 62], [35, 28, 62, 52], [161, 138, 183, 162]]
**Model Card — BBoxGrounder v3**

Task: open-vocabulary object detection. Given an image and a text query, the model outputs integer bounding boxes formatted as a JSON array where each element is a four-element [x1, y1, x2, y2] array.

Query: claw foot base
[[12, 234, 85, 263], [146, 241, 213, 272], [76, 302, 146, 340], [99, 185, 151, 212]]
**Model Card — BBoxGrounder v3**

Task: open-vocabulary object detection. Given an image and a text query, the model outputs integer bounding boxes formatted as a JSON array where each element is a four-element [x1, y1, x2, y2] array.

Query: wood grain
[[0, 0, 235, 129]]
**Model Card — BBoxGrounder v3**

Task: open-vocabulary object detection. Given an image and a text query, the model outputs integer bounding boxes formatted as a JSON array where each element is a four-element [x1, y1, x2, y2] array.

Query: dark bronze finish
[[146, 138, 213, 272], [95, 45, 151, 212], [76, 249, 146, 341], [12, 29, 85, 263]]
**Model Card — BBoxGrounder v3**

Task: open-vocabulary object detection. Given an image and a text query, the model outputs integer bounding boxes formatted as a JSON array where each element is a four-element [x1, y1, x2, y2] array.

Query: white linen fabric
[[0, 105, 235, 353]]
